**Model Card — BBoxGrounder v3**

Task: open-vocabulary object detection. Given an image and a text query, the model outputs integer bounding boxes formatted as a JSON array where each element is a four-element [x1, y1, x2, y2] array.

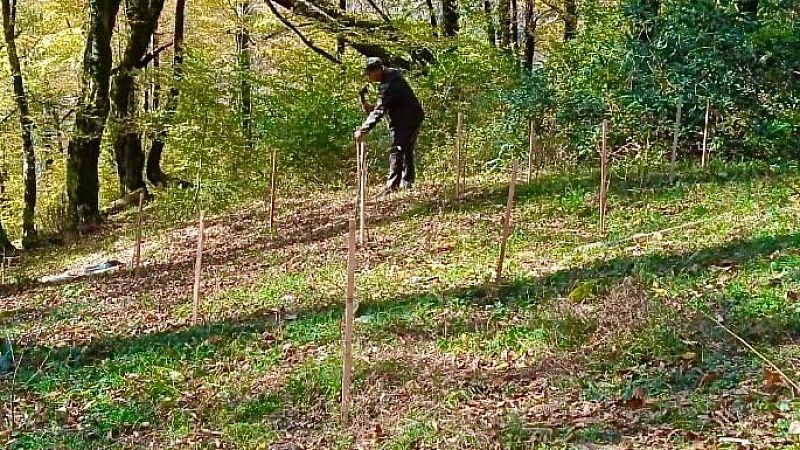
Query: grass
[[3, 159, 800, 448]]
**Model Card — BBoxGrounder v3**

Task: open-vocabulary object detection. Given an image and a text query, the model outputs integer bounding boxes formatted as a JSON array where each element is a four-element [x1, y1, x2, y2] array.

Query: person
[[354, 57, 425, 194]]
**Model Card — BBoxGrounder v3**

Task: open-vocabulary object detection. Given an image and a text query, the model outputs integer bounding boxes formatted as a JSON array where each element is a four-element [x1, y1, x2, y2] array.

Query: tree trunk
[[236, 2, 253, 148], [147, 0, 186, 186], [2, 0, 37, 246], [498, 0, 511, 48], [66, 0, 122, 227], [563, 0, 577, 41], [0, 218, 14, 252], [110, 0, 166, 196], [511, 0, 518, 49], [524, 0, 536, 69], [442, 0, 459, 37], [484, 0, 496, 46], [425, 0, 439, 37], [337, 0, 346, 53]]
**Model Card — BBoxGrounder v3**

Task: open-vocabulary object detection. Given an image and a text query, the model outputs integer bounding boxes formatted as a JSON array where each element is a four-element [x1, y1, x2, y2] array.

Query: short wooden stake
[[599, 119, 609, 235], [192, 210, 205, 325], [701, 98, 711, 168], [670, 99, 682, 184], [358, 142, 367, 246], [495, 160, 518, 286], [527, 119, 536, 183], [269, 148, 278, 233], [132, 191, 145, 276], [341, 218, 357, 426]]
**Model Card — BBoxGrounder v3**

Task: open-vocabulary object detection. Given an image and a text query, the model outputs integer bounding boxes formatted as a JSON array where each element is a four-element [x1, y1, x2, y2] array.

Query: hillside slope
[[2, 162, 800, 449]]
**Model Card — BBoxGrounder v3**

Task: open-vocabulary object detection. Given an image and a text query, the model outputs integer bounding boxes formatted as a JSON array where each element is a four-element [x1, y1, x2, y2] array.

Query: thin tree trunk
[[237, 1, 253, 148], [66, 0, 123, 227], [337, 0, 346, 53], [147, 0, 186, 185], [149, 30, 161, 112], [442, 0, 459, 37], [484, 0, 496, 46], [2, 0, 37, 246], [425, 0, 439, 37], [511, 0, 518, 49], [498, 0, 511, 48], [563, 0, 577, 41], [0, 219, 13, 252], [524, 0, 536, 69]]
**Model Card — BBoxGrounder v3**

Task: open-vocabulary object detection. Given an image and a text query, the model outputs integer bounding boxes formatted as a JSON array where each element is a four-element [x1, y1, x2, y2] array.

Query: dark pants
[[387, 126, 420, 190]]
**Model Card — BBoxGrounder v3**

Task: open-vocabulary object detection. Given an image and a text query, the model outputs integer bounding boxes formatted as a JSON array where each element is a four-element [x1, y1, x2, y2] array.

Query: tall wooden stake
[[358, 142, 367, 246], [701, 98, 711, 168], [132, 191, 144, 275], [670, 99, 682, 184], [341, 218, 356, 426], [269, 148, 278, 233], [495, 161, 518, 286], [455, 111, 463, 199], [192, 210, 205, 325], [599, 119, 609, 235], [527, 118, 536, 183]]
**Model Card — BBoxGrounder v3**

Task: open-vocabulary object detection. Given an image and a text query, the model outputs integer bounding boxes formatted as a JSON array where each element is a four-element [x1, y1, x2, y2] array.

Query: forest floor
[[2, 161, 800, 449]]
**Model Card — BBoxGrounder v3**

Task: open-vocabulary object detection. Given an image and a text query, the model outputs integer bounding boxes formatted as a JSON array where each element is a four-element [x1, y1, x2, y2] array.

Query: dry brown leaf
[[623, 386, 647, 409], [764, 367, 785, 391]]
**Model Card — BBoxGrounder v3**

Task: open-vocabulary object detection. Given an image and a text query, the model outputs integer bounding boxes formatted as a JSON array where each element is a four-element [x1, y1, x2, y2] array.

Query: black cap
[[364, 57, 384, 72]]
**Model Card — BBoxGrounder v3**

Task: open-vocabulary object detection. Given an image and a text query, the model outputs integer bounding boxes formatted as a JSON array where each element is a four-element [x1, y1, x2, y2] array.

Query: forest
[[1, 0, 800, 448]]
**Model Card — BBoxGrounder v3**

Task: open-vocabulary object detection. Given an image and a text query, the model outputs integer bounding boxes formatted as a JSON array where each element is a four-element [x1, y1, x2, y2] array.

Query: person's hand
[[354, 129, 365, 142]]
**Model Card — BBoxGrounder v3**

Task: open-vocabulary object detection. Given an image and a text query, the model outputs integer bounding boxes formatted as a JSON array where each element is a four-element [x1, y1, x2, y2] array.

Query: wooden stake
[[341, 218, 357, 426], [132, 191, 144, 276], [269, 148, 278, 233], [701, 98, 711, 168], [192, 210, 205, 325], [670, 99, 682, 184], [528, 119, 537, 183], [599, 119, 609, 235], [455, 112, 463, 199], [358, 142, 367, 246], [495, 161, 518, 286]]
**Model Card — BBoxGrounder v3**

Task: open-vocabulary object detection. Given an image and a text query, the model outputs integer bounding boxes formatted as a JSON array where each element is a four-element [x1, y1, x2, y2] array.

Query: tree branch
[[364, 0, 391, 23], [266, 0, 341, 65], [136, 41, 173, 68]]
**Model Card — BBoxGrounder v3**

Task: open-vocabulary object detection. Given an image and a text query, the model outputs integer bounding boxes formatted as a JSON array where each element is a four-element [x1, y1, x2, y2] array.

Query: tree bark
[[442, 0, 459, 37], [563, 0, 577, 41], [236, 1, 253, 148], [337, 0, 346, 53], [498, 0, 511, 48], [0, 218, 14, 252], [484, 0, 496, 46], [147, 0, 185, 186], [511, 0, 518, 49], [110, 0, 166, 196], [2, 0, 37, 246], [425, 0, 439, 37], [66, 0, 122, 227], [524, 0, 536, 69]]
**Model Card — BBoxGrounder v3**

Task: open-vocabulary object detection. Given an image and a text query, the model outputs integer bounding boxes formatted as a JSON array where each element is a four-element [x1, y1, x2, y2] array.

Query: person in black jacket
[[355, 57, 425, 193]]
